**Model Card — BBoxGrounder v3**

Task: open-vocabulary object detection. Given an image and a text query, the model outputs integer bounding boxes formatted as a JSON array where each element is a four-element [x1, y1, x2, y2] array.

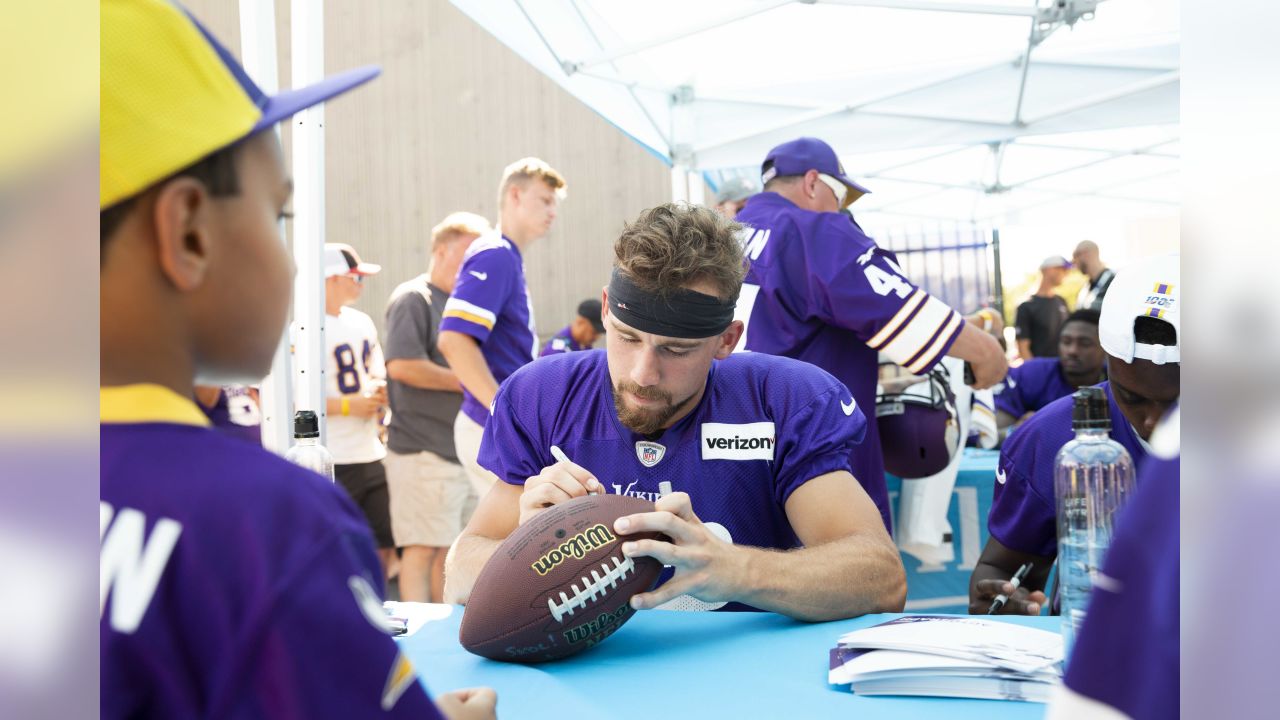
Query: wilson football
[[459, 493, 663, 662]]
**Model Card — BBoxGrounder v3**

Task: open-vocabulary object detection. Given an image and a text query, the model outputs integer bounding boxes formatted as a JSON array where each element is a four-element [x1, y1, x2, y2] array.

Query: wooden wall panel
[[185, 0, 671, 342]]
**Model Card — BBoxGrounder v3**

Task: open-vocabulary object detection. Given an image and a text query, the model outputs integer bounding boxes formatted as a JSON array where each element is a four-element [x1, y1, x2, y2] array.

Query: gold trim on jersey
[[100, 384, 211, 426]]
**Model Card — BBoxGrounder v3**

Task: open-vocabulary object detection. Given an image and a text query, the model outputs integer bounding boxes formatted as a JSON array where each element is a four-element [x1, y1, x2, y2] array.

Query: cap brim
[[591, 319, 606, 333], [251, 65, 381, 133], [352, 262, 382, 275], [836, 175, 870, 208]]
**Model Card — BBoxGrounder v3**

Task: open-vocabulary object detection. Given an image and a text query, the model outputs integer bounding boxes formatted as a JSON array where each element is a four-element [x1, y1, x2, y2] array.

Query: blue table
[[887, 448, 999, 613], [400, 609, 1055, 719]]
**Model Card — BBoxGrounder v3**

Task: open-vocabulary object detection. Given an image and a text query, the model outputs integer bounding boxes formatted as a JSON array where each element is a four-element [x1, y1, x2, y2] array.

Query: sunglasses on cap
[[817, 173, 847, 207]]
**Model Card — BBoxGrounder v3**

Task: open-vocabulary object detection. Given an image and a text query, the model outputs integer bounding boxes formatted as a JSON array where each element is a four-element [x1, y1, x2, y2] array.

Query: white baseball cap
[[323, 243, 382, 278], [1099, 253, 1180, 365]]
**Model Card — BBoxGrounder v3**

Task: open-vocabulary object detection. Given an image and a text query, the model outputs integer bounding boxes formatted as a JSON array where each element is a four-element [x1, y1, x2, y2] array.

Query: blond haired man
[[384, 212, 489, 602], [438, 159, 567, 498]]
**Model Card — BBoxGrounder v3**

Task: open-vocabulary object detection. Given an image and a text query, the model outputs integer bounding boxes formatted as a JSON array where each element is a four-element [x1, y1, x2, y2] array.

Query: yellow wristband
[[341, 397, 350, 416]]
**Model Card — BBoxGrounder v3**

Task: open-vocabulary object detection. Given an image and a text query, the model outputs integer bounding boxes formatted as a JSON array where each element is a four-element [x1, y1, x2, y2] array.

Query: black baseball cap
[[578, 299, 605, 333]]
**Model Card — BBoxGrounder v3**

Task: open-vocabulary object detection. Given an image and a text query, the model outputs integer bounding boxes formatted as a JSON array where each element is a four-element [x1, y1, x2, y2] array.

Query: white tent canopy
[[450, 0, 1178, 223]]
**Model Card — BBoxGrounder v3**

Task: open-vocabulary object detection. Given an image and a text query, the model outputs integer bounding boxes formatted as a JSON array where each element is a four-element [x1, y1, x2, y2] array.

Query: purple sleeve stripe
[[903, 310, 963, 374], [866, 289, 927, 351]]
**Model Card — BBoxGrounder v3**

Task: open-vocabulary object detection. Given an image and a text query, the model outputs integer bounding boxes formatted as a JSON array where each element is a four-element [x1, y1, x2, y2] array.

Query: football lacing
[[547, 555, 635, 623]]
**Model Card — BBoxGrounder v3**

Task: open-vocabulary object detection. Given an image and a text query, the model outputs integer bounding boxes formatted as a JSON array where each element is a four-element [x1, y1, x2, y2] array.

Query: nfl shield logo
[[635, 441, 665, 468]]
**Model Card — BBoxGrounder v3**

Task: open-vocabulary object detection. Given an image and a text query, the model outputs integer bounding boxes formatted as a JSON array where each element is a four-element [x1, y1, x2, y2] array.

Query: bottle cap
[[293, 410, 320, 438], [1071, 387, 1111, 430]]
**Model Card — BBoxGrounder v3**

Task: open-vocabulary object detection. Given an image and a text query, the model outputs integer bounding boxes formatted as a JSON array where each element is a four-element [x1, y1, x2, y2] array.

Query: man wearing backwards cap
[[99, 2, 493, 718], [734, 137, 1008, 533], [969, 254, 1180, 616], [445, 204, 906, 620], [539, 298, 606, 357]]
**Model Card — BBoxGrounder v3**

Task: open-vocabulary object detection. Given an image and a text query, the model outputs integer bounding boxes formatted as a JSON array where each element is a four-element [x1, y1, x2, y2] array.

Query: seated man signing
[[444, 203, 905, 621]]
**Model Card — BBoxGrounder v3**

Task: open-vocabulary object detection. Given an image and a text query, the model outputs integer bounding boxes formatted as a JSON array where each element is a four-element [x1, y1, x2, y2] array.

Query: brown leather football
[[459, 494, 663, 662]]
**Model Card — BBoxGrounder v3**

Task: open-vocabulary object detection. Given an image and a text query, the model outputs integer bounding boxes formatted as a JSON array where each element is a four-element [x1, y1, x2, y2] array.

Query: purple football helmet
[[876, 364, 961, 479]]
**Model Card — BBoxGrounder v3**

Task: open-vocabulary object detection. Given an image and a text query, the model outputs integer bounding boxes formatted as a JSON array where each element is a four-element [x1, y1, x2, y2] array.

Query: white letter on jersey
[[733, 283, 761, 353], [100, 503, 182, 634], [742, 228, 770, 261], [864, 264, 913, 299]]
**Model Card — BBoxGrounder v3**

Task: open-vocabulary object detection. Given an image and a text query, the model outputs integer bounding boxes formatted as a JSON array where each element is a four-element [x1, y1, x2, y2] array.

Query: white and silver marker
[[550, 445, 602, 494]]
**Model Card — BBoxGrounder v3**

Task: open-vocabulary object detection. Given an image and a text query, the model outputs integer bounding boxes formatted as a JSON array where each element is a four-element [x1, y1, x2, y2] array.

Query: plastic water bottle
[[1054, 387, 1135, 659], [283, 410, 335, 482]]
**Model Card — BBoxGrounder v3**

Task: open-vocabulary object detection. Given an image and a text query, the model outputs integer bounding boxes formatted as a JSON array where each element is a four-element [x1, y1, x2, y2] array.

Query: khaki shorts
[[384, 449, 477, 548], [453, 411, 501, 498]]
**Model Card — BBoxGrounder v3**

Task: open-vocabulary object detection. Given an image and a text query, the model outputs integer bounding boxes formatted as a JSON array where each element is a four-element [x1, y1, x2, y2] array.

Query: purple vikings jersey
[[1059, 407, 1178, 720], [994, 357, 1077, 419], [735, 193, 964, 531], [101, 385, 442, 719], [478, 350, 867, 610], [539, 325, 583, 357], [440, 232, 537, 426], [989, 382, 1147, 557]]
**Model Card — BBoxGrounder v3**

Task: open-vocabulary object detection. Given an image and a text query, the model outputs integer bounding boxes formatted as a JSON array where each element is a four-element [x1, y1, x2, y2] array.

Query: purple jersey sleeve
[[805, 214, 964, 375], [477, 379, 547, 486], [988, 409, 1062, 557], [994, 362, 1031, 417], [439, 245, 515, 344], [220, 531, 444, 718], [771, 380, 865, 505]]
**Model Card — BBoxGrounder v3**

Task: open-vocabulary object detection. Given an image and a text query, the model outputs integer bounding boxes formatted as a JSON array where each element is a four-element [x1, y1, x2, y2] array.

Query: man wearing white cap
[[320, 243, 396, 578], [969, 253, 1180, 615], [1014, 255, 1073, 360]]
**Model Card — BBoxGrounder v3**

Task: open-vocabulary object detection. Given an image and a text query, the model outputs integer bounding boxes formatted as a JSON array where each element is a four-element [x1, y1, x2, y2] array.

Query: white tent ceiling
[[450, 0, 1178, 223]]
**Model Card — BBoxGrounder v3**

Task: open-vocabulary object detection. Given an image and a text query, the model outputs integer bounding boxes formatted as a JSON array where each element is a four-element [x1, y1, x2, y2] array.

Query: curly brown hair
[[614, 203, 747, 302]]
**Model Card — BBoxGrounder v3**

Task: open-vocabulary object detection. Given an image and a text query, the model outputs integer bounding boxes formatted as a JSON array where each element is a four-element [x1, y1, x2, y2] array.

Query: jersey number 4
[[333, 341, 373, 394], [864, 264, 913, 299]]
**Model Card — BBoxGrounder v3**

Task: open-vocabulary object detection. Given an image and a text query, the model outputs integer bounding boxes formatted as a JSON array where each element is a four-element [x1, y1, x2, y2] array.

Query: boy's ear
[[151, 177, 214, 292]]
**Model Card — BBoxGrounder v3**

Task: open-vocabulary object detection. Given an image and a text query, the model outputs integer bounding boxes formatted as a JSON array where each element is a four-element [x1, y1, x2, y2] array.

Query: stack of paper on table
[[828, 615, 1063, 703]]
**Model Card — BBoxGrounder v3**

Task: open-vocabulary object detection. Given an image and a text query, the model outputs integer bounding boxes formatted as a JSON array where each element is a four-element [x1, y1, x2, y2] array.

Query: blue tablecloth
[[888, 448, 999, 613], [400, 609, 1055, 719]]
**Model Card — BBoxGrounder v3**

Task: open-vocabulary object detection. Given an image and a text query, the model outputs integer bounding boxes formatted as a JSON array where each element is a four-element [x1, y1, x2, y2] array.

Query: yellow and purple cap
[[101, 0, 379, 209]]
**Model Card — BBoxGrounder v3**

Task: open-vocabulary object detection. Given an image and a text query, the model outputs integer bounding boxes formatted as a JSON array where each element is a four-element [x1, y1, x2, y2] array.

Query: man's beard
[[612, 381, 697, 436]]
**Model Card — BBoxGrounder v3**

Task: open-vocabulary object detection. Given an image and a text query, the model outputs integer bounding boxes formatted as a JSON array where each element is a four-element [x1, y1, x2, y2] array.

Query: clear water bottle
[[283, 410, 335, 482], [1054, 387, 1135, 659]]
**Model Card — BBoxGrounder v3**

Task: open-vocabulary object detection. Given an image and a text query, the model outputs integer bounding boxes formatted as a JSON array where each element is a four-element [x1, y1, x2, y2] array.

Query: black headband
[[607, 268, 737, 339]]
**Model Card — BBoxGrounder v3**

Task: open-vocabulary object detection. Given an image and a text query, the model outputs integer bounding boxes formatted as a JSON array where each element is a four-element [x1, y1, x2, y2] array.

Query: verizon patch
[[700, 422, 776, 461]]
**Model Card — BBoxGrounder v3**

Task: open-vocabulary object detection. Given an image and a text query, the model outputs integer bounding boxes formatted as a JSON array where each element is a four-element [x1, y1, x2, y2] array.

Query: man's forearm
[[735, 534, 905, 622], [947, 321, 1003, 367], [386, 359, 462, 393], [438, 332, 500, 408], [442, 533, 502, 605]]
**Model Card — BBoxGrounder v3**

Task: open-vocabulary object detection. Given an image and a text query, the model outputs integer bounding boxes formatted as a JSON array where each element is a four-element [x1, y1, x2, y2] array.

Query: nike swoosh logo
[[841, 398, 856, 416], [996, 467, 1007, 485], [469, 271, 488, 281]]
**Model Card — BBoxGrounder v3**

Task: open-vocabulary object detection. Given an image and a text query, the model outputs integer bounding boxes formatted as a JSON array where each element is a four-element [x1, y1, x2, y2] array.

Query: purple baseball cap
[[761, 137, 870, 205]]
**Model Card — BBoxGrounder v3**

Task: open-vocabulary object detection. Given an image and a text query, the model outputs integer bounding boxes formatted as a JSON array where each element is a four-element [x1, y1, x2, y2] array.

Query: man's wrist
[[729, 544, 769, 608]]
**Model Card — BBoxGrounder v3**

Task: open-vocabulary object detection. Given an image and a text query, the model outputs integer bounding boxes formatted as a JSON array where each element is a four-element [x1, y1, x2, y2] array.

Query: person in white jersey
[[321, 243, 395, 579]]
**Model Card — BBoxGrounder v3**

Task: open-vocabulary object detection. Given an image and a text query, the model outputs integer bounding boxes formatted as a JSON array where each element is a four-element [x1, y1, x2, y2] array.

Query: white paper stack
[[829, 615, 1063, 703]]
